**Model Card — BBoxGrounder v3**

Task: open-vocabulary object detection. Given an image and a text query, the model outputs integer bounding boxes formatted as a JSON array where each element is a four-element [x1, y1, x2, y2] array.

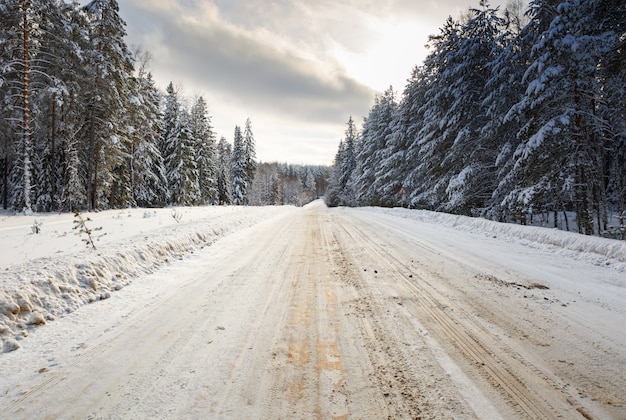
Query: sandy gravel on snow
[[1, 201, 624, 419]]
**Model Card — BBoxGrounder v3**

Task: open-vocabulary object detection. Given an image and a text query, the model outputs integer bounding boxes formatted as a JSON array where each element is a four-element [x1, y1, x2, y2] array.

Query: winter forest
[[0, 0, 327, 213], [1, 0, 624, 239], [326, 0, 625, 238]]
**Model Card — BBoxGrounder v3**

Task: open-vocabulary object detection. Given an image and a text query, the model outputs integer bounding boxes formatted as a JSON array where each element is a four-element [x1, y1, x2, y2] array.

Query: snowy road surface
[[1, 201, 625, 418]]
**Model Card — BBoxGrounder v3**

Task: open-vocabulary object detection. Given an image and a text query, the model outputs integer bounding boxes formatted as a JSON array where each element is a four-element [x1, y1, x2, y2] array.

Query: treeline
[[327, 0, 625, 237], [249, 163, 329, 207], [0, 0, 264, 213]]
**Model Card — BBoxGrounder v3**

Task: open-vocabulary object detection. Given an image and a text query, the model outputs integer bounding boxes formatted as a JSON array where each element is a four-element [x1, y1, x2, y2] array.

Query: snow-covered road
[[1, 201, 624, 418]]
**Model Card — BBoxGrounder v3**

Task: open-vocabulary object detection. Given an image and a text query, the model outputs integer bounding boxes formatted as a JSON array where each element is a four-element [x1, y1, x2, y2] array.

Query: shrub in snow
[[171, 208, 183, 223], [32, 219, 42, 234], [0, 206, 290, 352], [73, 212, 105, 250]]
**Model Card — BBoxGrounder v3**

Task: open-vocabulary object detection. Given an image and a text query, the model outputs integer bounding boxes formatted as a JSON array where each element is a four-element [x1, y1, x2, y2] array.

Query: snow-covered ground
[[2, 204, 624, 353], [360, 207, 626, 273], [0, 205, 296, 352], [0, 202, 624, 418]]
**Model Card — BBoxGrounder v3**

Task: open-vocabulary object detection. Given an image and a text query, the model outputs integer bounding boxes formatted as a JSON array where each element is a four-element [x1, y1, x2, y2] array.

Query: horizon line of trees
[[0, 0, 309, 213], [327, 0, 625, 238]]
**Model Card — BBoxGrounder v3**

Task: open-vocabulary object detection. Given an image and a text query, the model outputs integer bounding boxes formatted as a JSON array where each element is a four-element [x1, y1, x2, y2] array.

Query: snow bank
[[359, 207, 626, 271], [0, 206, 295, 352]]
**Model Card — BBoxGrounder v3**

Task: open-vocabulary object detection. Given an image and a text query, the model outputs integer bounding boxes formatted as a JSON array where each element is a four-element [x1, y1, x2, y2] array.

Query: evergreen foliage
[[0, 1, 265, 212], [190, 96, 218, 205], [216, 136, 232, 205], [248, 163, 329, 206], [326, 0, 625, 237], [230, 125, 247, 205]]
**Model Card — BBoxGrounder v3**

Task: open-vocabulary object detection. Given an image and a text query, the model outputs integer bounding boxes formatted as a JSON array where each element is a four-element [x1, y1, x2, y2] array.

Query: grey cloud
[[121, 1, 374, 125]]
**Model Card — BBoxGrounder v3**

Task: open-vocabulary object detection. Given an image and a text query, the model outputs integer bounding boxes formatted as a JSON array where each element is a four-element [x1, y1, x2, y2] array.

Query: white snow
[[0, 205, 296, 352], [2, 203, 624, 354], [359, 206, 626, 273], [0, 203, 624, 418]]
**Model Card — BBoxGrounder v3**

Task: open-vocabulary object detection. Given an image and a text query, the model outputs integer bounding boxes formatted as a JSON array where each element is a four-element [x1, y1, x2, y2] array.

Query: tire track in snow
[[335, 211, 594, 419]]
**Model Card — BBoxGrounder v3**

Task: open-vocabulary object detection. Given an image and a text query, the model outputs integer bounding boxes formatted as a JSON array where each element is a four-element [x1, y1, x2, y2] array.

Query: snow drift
[[357, 207, 626, 271], [0, 206, 295, 352]]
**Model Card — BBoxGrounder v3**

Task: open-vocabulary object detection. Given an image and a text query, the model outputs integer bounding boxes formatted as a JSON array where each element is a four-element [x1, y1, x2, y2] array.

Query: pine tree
[[405, 17, 462, 210], [390, 67, 429, 209], [366, 86, 397, 206], [508, 0, 613, 234], [167, 109, 199, 205], [56, 2, 91, 212], [127, 53, 168, 207], [230, 125, 247, 205], [325, 141, 344, 207], [339, 116, 358, 206], [482, 6, 529, 221], [243, 117, 257, 191], [326, 117, 359, 207], [81, 0, 134, 210], [427, 2, 505, 214], [190, 96, 217, 204], [161, 82, 178, 160], [593, 0, 625, 236], [216, 136, 231, 205], [0, 1, 21, 210], [1, 0, 39, 213], [29, 1, 78, 212], [161, 82, 180, 203]]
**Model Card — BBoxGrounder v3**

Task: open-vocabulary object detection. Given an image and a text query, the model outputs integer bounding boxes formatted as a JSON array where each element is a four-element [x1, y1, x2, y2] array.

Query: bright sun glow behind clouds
[[331, 16, 435, 93]]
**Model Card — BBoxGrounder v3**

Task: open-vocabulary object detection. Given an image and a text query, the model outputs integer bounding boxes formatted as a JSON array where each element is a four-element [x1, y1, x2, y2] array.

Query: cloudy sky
[[118, 0, 510, 165]]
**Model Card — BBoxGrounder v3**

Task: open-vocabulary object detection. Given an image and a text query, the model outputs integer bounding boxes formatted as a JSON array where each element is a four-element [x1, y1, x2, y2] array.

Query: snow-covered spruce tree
[[160, 82, 178, 168], [190, 96, 218, 205], [369, 86, 399, 206], [482, 5, 530, 222], [216, 136, 231, 205], [506, 0, 614, 234], [160, 81, 184, 204], [340, 116, 358, 206], [27, 1, 65, 212], [325, 141, 345, 207], [593, 0, 625, 236], [350, 100, 368, 206], [167, 108, 200, 206], [326, 116, 358, 207], [81, 0, 134, 210], [230, 125, 247, 205], [394, 66, 431, 209], [405, 17, 462, 210], [493, 0, 561, 225], [127, 51, 168, 207], [53, 2, 90, 212], [243, 117, 257, 194], [429, 2, 505, 215]]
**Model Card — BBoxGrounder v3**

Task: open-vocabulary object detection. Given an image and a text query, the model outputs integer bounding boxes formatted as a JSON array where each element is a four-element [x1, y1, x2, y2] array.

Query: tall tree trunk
[[50, 98, 57, 210], [87, 109, 99, 211], [21, 0, 32, 213], [573, 85, 593, 235]]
